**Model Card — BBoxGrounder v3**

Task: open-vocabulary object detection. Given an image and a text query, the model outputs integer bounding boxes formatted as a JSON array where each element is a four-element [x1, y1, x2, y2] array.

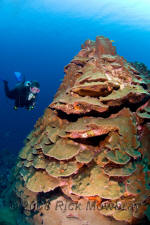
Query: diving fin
[[14, 72, 23, 82], [1, 72, 25, 83]]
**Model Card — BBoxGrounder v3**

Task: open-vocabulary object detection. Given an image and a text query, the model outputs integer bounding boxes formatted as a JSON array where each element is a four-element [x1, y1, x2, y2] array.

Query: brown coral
[[7, 36, 150, 225]]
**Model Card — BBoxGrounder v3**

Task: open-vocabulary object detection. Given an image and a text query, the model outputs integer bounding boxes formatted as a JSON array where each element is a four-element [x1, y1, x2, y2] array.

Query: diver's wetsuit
[[4, 81, 36, 109]]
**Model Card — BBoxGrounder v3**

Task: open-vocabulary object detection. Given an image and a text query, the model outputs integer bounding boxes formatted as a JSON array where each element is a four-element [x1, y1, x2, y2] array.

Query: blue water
[[0, 0, 150, 153]]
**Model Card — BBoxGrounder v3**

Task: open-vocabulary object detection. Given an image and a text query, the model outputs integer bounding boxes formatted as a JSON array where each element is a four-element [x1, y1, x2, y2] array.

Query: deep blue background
[[0, 2, 150, 153]]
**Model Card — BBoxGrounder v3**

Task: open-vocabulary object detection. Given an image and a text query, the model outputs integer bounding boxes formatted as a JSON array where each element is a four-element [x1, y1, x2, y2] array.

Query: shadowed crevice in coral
[[71, 134, 108, 146], [37, 187, 63, 205], [50, 94, 150, 122]]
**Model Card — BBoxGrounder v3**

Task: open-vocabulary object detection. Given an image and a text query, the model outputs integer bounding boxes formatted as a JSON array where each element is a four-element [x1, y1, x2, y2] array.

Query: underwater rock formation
[[6, 36, 150, 225]]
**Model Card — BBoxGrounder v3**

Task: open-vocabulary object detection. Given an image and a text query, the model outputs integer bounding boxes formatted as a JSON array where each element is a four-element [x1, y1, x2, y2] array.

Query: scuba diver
[[2, 72, 40, 110]]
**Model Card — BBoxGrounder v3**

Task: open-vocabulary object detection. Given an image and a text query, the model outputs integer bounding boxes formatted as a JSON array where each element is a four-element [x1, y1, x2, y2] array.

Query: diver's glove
[[13, 106, 18, 110], [27, 106, 34, 111]]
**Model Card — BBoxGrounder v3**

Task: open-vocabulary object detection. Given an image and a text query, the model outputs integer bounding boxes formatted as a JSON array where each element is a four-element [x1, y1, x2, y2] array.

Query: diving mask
[[30, 86, 40, 94]]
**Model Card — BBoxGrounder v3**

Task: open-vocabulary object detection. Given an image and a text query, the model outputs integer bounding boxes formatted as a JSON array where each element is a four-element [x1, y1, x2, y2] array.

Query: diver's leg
[[13, 99, 19, 110], [3, 80, 16, 99]]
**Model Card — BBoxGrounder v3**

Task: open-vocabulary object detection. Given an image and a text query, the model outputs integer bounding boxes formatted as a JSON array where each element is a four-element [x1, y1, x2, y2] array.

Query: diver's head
[[30, 80, 40, 94]]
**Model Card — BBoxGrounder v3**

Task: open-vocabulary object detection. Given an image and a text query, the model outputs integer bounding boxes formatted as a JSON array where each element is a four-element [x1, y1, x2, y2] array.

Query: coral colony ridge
[[3, 36, 150, 225]]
